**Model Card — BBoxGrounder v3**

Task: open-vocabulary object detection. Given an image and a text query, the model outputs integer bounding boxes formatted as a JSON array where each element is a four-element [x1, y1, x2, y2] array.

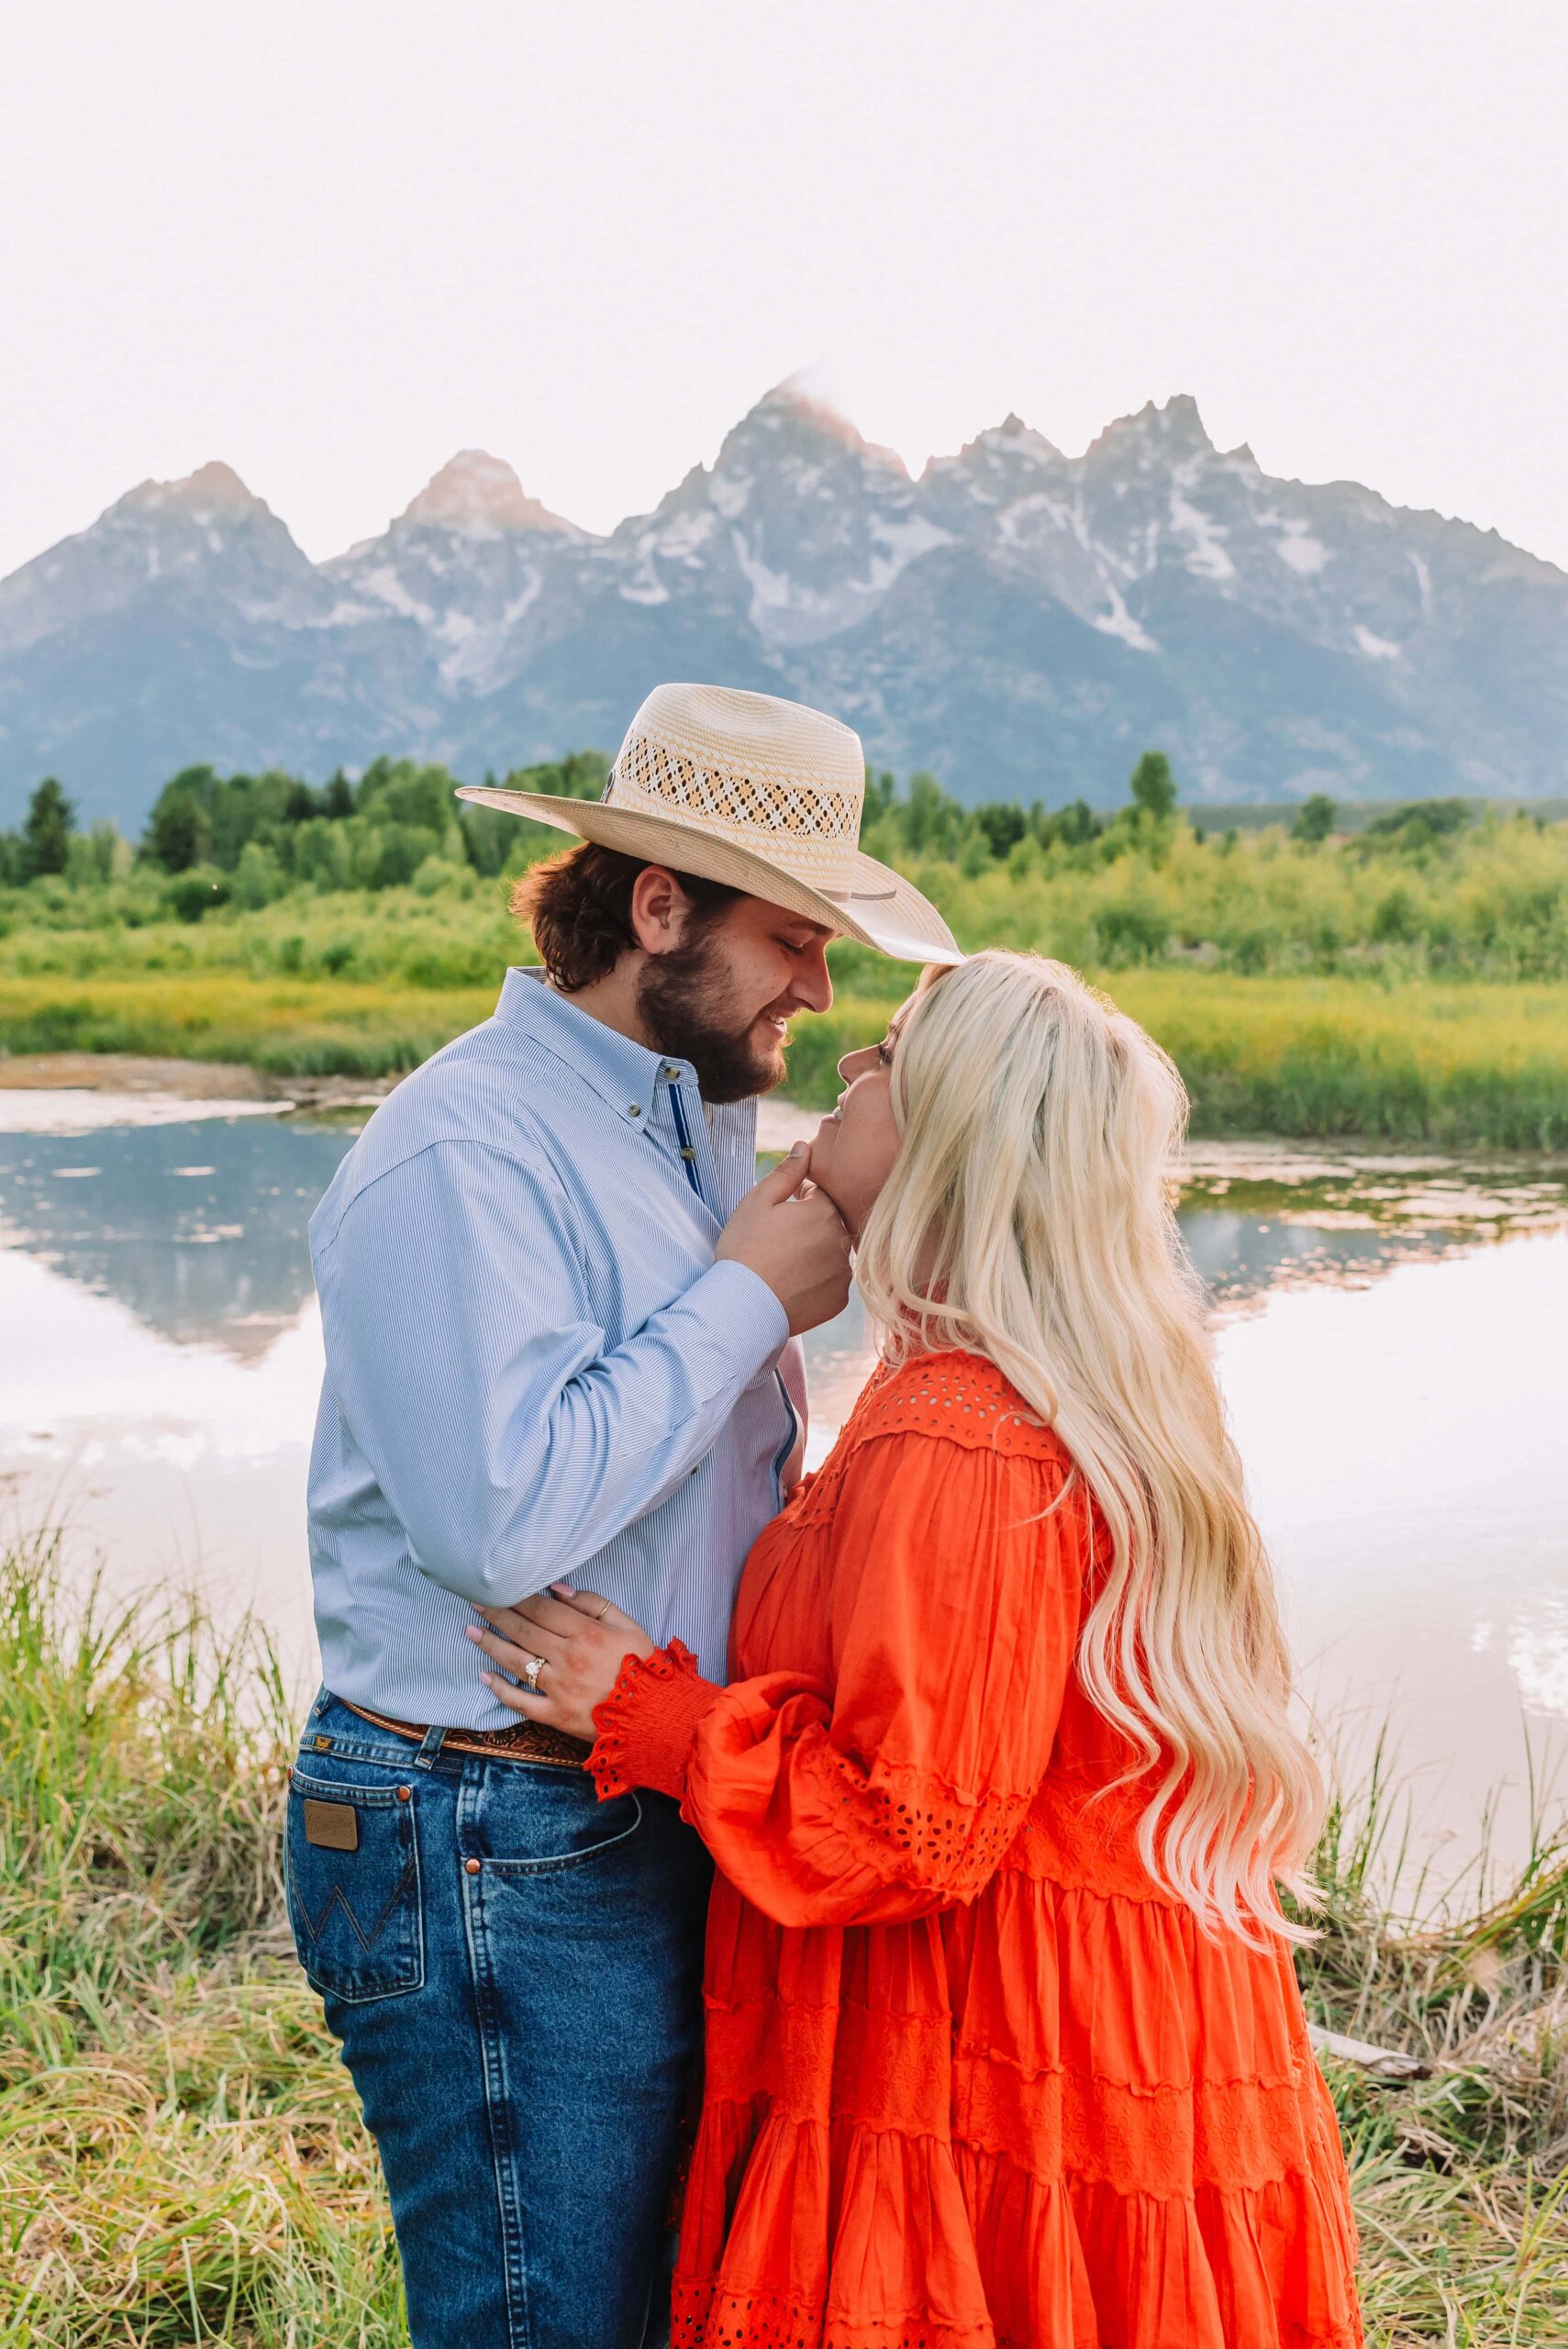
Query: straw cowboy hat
[[456, 684, 964, 965]]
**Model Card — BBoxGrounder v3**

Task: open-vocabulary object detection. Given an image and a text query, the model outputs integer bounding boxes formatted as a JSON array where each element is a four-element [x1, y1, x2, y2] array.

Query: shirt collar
[[495, 966, 701, 1130]]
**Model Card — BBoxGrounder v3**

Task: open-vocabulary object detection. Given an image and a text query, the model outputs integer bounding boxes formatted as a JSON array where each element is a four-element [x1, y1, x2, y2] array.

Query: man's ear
[[628, 864, 688, 955]]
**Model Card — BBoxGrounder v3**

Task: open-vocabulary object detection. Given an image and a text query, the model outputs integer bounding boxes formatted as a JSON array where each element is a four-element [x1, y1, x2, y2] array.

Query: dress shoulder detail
[[847, 1346, 1071, 1468]]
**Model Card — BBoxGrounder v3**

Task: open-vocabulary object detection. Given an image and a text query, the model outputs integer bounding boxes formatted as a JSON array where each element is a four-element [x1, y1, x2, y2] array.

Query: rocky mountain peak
[[994, 411, 1057, 451], [119, 460, 272, 524], [1084, 394, 1216, 469], [395, 450, 580, 538], [932, 414, 1062, 477], [725, 376, 909, 476], [4, 380, 1566, 822]]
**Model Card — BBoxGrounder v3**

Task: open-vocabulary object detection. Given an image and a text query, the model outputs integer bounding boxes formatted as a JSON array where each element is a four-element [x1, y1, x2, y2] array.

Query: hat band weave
[[608, 733, 862, 845]]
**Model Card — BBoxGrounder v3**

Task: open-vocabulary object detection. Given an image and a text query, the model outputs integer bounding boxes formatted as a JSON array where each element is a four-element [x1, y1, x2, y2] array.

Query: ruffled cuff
[[588, 1639, 724, 1802]]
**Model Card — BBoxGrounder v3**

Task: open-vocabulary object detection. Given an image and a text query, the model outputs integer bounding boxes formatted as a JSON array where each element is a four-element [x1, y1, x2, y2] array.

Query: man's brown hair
[[513, 841, 743, 991]]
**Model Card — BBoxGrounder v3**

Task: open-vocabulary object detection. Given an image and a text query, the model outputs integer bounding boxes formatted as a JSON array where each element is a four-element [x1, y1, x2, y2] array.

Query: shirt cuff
[[588, 1640, 724, 1801], [678, 1257, 789, 1381]]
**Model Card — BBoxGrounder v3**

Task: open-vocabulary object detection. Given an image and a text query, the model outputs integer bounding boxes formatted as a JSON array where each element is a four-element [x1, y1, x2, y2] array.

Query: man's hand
[[467, 1586, 655, 1743], [716, 1142, 851, 1334]]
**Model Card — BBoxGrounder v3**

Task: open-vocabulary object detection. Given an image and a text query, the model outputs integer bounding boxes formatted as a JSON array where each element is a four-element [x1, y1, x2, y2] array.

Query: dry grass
[[0, 1537, 401, 2344], [1294, 1743, 1568, 2340], [2, 1542, 1565, 2343]]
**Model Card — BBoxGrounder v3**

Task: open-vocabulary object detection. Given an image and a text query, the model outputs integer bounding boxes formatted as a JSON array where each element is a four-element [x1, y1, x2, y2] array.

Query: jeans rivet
[[464, 1857, 481, 1875], [396, 1786, 412, 1802], [314, 1736, 331, 1751]]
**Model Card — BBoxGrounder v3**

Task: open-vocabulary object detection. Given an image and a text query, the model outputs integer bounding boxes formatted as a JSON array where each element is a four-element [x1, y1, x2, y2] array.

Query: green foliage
[[1364, 796, 1473, 845], [972, 800, 1028, 859], [1, 751, 1565, 1143], [233, 840, 290, 908], [17, 778, 76, 879], [1129, 749, 1178, 820], [20, 751, 1562, 987], [1292, 793, 1338, 844], [145, 770, 215, 871], [163, 863, 231, 922], [119, 751, 607, 894], [5, 763, 1566, 990], [63, 818, 131, 887]]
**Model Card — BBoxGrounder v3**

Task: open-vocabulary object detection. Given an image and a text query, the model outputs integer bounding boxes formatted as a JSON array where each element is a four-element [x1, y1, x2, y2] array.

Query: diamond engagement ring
[[522, 1653, 547, 1693]]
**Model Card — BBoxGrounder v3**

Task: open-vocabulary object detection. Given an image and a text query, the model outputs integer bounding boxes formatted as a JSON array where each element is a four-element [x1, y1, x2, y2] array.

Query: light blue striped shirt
[[306, 967, 801, 1726]]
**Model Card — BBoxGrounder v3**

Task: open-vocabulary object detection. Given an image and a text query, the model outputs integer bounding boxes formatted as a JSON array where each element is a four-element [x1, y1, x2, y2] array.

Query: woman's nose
[[838, 1046, 873, 1081]]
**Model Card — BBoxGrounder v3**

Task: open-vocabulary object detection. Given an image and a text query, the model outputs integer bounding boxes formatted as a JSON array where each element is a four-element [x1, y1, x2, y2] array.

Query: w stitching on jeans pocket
[[483, 1790, 645, 1876], [285, 1767, 425, 2003]]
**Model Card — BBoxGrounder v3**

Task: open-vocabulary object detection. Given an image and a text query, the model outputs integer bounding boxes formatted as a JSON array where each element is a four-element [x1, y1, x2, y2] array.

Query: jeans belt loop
[[414, 1723, 448, 1771]]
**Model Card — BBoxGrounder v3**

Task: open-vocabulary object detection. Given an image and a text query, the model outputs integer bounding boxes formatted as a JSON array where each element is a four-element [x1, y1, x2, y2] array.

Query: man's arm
[[317, 1138, 788, 1605]]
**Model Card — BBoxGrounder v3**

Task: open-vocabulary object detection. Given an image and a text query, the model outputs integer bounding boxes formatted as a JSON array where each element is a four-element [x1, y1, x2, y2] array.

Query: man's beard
[[635, 929, 788, 1104]]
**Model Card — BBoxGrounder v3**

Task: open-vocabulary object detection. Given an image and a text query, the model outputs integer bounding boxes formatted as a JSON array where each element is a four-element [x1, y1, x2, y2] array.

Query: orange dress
[[590, 1349, 1362, 2349]]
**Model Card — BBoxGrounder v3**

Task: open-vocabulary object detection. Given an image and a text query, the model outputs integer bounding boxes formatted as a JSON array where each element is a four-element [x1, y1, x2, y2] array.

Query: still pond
[[3, 1085, 1565, 1893]]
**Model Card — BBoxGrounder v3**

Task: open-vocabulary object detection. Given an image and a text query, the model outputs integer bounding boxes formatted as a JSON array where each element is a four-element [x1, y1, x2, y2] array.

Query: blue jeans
[[284, 1689, 712, 2348]]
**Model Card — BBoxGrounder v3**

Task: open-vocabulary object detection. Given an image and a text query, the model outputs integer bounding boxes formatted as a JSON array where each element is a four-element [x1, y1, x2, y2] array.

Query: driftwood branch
[[1307, 2022, 1432, 2081]]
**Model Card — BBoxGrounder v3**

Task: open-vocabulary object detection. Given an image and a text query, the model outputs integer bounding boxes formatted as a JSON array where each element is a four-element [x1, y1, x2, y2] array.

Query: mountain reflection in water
[[0, 1119, 352, 1358], [0, 1115, 1517, 1363], [4, 1104, 1566, 1877]]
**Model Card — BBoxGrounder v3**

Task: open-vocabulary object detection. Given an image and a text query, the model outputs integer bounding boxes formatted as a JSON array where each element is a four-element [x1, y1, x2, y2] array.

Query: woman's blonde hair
[[854, 950, 1321, 1942]]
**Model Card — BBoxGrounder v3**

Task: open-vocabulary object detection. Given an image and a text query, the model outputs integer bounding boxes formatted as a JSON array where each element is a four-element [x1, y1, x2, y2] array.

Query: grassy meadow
[[2, 764, 1566, 1146], [4, 1539, 1567, 2346]]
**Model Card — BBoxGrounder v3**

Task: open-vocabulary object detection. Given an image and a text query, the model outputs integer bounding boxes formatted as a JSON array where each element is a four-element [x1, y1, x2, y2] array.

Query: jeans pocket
[[284, 1763, 425, 2003], [479, 1767, 645, 1877]]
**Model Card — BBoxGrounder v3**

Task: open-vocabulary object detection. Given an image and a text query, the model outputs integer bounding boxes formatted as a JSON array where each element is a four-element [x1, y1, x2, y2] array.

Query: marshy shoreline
[[5, 1046, 1568, 1186], [3, 1541, 1566, 2344]]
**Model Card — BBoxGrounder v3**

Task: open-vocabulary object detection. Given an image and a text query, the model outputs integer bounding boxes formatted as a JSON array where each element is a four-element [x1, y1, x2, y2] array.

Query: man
[[284, 684, 962, 2348]]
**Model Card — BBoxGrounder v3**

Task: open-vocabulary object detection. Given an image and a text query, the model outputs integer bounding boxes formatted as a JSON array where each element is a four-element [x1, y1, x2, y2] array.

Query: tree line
[[0, 746, 1499, 924]]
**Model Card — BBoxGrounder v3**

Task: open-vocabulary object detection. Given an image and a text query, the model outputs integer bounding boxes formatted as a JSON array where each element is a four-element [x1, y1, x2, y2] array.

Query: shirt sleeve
[[587, 1428, 1084, 1927], [314, 1137, 788, 1606]]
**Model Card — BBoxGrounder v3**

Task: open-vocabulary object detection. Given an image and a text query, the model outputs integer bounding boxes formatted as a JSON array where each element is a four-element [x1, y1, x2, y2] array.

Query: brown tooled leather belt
[[340, 1698, 591, 1770]]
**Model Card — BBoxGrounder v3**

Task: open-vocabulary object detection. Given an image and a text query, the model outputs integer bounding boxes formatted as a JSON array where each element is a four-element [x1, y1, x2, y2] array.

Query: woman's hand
[[466, 1584, 655, 1742]]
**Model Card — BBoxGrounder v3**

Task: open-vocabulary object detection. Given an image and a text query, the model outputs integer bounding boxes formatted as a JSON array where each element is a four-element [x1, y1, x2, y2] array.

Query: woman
[[470, 952, 1362, 2349]]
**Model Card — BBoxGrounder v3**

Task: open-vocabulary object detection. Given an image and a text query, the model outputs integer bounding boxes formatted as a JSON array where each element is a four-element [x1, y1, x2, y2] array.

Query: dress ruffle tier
[[591, 1349, 1362, 2349]]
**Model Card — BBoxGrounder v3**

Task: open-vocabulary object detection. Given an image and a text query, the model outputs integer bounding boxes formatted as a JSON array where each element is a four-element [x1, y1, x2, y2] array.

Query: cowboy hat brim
[[455, 786, 965, 966]]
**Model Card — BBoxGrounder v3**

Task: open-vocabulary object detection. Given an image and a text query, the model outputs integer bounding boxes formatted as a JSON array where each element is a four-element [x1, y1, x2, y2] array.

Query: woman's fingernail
[[787, 1140, 806, 1157], [479, 1671, 494, 1687], [550, 1581, 572, 1597], [465, 1624, 483, 1642]]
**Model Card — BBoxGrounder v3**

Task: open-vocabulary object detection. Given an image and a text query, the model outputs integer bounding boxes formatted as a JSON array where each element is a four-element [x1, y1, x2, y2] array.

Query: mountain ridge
[[3, 384, 1564, 825]]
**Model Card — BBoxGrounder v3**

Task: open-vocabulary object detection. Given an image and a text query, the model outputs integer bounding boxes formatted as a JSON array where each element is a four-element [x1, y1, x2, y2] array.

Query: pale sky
[[4, 0, 1566, 578]]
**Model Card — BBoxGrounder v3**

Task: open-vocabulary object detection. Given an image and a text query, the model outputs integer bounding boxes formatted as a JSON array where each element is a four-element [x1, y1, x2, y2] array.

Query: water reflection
[[2, 1111, 1513, 1363], [3, 1103, 1567, 1872], [0, 1118, 353, 1358], [1183, 1206, 1470, 1310]]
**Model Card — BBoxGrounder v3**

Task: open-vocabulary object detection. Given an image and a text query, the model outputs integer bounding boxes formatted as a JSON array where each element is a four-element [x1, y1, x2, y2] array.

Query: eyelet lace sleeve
[[588, 1640, 721, 1801]]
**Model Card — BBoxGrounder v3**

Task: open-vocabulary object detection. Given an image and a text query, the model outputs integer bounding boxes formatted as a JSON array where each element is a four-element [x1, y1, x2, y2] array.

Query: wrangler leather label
[[303, 1798, 361, 1852]]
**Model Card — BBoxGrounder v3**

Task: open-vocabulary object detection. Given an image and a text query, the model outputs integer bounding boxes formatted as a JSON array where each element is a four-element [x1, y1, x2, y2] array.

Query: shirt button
[[664, 1065, 681, 1080], [628, 1104, 641, 1118], [464, 1857, 481, 1875]]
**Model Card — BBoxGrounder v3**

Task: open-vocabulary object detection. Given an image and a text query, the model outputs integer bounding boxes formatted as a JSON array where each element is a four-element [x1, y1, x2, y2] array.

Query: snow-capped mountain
[[3, 384, 1565, 826]]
